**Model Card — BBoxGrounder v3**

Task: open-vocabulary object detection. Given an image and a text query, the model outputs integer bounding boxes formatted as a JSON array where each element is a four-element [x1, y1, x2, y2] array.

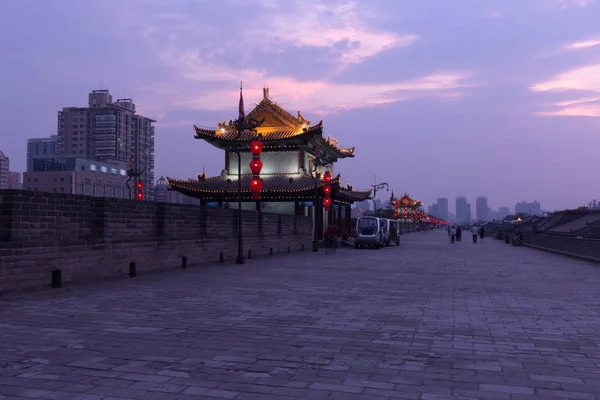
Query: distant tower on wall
[[57, 89, 156, 198]]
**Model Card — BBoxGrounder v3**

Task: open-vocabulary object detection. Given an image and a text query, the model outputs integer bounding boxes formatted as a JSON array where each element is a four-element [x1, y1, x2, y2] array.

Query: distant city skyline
[[2, 0, 600, 210]]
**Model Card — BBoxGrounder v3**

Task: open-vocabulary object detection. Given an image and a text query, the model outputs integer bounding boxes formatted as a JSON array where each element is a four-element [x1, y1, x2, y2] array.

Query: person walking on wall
[[456, 226, 462, 242], [471, 225, 479, 244], [479, 225, 485, 241], [450, 226, 456, 244]]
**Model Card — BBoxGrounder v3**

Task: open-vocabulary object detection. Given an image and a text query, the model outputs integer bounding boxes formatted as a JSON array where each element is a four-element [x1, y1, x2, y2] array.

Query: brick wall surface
[[0, 190, 312, 294], [522, 233, 600, 261]]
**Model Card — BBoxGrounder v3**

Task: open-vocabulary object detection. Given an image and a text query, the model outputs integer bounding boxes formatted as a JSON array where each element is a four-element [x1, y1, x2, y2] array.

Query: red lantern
[[323, 197, 332, 209], [249, 158, 263, 175], [323, 171, 331, 183], [323, 184, 331, 196], [135, 180, 144, 201], [250, 178, 263, 193], [394, 212, 399, 219], [250, 140, 263, 156]]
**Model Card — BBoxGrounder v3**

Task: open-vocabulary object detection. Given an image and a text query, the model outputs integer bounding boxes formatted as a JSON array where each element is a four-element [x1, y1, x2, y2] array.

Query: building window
[[60, 177, 64, 182], [60, 187, 64, 192]]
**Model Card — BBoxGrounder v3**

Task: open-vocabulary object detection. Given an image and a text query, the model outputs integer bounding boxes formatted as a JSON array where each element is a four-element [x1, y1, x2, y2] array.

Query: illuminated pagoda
[[167, 87, 371, 237], [390, 193, 424, 228]]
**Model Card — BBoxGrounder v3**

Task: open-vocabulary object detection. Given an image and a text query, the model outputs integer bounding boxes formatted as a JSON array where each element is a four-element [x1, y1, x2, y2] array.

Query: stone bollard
[[129, 262, 137, 277], [51, 269, 62, 288]]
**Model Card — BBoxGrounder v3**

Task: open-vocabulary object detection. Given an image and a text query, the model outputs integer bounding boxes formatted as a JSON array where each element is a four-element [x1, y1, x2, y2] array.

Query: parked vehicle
[[390, 220, 401, 246], [354, 216, 384, 249], [381, 218, 391, 246]]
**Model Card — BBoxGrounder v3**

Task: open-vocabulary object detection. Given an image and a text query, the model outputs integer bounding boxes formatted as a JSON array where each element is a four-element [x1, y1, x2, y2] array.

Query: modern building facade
[[23, 156, 129, 198], [429, 203, 439, 218], [57, 89, 156, 198], [8, 171, 21, 189], [476, 196, 488, 222], [499, 207, 510, 219], [515, 201, 541, 216], [0, 151, 9, 189], [26, 135, 58, 172], [456, 196, 471, 223], [436, 197, 449, 222]]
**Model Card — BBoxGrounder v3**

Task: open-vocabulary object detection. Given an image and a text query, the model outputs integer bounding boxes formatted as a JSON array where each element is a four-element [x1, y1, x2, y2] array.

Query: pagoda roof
[[192, 87, 355, 158], [193, 121, 323, 143], [395, 193, 423, 207], [166, 172, 371, 203]]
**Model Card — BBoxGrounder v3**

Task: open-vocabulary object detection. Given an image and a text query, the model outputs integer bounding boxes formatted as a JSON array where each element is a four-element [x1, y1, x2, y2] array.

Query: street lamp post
[[126, 165, 145, 200], [370, 180, 389, 216], [231, 116, 264, 265], [300, 154, 326, 252]]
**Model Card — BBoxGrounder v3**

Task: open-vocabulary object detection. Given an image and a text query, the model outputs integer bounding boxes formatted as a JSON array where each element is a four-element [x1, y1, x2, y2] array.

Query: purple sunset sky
[[1, 0, 600, 212]]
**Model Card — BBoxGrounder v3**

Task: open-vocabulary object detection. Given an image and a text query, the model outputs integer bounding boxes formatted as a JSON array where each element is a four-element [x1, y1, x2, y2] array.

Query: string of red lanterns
[[322, 171, 332, 210], [249, 139, 263, 200]]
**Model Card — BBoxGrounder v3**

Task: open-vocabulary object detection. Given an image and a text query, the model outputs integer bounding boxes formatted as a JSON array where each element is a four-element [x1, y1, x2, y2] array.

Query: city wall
[[522, 233, 600, 263], [0, 190, 313, 294]]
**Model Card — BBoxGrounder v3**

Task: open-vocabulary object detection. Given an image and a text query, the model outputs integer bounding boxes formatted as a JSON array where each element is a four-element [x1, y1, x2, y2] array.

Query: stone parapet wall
[[0, 190, 312, 294], [522, 233, 600, 262]]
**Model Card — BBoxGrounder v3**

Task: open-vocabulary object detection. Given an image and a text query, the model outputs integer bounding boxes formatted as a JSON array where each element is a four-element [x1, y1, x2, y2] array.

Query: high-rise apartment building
[[428, 204, 439, 218], [436, 197, 449, 221], [515, 201, 541, 216], [476, 196, 488, 222], [0, 151, 9, 189], [8, 171, 21, 189], [26, 135, 58, 172], [499, 207, 510, 219], [456, 196, 469, 223], [57, 89, 156, 197]]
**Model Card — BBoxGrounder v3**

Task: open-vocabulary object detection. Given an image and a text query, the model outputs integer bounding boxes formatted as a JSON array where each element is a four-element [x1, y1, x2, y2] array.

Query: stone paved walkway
[[2, 231, 600, 400]]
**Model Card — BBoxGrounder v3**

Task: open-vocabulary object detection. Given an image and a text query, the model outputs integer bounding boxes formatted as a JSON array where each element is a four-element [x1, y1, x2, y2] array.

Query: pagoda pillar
[[295, 201, 304, 216], [316, 201, 323, 241], [328, 206, 334, 227], [337, 203, 342, 230], [345, 205, 352, 233]]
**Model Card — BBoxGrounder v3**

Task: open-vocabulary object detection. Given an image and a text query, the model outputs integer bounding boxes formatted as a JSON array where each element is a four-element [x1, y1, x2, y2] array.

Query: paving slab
[[1, 231, 600, 399]]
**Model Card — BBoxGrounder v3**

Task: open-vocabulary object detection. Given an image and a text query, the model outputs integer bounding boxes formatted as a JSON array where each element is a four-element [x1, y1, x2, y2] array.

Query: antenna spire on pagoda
[[239, 81, 245, 119]]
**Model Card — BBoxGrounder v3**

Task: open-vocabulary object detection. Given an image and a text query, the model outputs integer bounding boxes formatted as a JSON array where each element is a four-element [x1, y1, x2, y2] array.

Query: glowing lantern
[[250, 140, 263, 156], [323, 197, 332, 209], [323, 171, 331, 183], [249, 158, 263, 175], [323, 184, 331, 196], [250, 178, 263, 193], [135, 180, 144, 201]]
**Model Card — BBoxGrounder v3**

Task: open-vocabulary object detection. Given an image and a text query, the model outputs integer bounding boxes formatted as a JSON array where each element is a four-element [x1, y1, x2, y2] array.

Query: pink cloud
[[141, 73, 472, 117], [531, 64, 600, 116], [247, 0, 418, 65], [554, 0, 595, 8], [564, 38, 600, 50], [531, 64, 600, 92]]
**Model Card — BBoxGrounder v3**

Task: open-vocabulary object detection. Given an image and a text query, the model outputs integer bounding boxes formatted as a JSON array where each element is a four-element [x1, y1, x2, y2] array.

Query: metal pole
[[313, 178, 318, 252], [236, 148, 245, 264]]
